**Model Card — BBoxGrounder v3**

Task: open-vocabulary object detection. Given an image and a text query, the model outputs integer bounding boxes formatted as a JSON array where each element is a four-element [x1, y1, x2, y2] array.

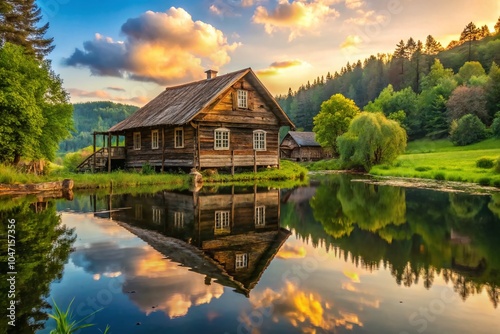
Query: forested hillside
[[277, 20, 500, 138], [59, 101, 138, 153]]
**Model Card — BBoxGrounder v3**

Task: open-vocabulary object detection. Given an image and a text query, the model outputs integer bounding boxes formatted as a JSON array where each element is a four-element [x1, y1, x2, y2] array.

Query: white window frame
[[215, 211, 230, 234], [152, 206, 161, 224], [174, 127, 184, 148], [214, 128, 230, 150], [174, 211, 184, 228], [253, 130, 266, 151], [151, 130, 159, 150], [237, 89, 248, 109], [255, 206, 265, 227], [133, 132, 141, 150], [235, 253, 248, 269]]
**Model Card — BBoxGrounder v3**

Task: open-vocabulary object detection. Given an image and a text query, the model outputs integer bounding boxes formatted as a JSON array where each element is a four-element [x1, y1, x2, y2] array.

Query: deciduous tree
[[313, 94, 360, 154], [0, 43, 73, 164], [446, 85, 489, 124], [337, 112, 407, 170]]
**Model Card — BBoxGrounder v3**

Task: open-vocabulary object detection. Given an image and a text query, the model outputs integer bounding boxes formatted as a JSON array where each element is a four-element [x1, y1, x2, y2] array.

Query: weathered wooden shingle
[[287, 131, 321, 147], [109, 68, 294, 132]]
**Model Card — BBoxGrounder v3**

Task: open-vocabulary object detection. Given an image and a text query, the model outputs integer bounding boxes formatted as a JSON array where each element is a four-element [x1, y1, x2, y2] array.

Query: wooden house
[[99, 186, 290, 296], [78, 68, 294, 172], [280, 131, 330, 161]]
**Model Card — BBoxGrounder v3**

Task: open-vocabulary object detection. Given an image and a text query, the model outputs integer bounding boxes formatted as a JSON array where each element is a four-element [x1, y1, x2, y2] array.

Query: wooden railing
[[76, 147, 126, 172]]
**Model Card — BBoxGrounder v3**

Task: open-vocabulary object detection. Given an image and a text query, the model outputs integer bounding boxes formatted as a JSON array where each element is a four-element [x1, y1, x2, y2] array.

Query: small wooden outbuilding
[[280, 131, 330, 161], [78, 68, 295, 173]]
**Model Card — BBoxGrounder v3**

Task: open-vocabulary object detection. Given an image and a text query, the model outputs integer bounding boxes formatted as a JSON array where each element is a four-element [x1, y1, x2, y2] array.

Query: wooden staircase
[[77, 147, 125, 173]]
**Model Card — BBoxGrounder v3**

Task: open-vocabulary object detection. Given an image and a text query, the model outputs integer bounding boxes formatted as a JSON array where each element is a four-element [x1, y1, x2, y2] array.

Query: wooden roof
[[109, 68, 294, 132], [285, 131, 321, 147]]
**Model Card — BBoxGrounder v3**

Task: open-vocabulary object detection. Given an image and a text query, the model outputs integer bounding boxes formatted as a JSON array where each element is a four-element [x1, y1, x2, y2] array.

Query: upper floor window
[[152, 206, 162, 224], [174, 127, 184, 148], [151, 130, 159, 149], [237, 89, 248, 109], [255, 206, 265, 227], [133, 132, 141, 150], [174, 211, 184, 228], [253, 130, 266, 151], [214, 128, 230, 150], [235, 253, 248, 269]]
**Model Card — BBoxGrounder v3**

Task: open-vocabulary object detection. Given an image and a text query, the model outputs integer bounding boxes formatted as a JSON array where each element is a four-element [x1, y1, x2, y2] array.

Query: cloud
[[64, 7, 240, 85], [106, 86, 126, 92], [68, 88, 149, 106], [344, 9, 387, 26], [256, 59, 308, 76], [345, 0, 364, 9], [276, 244, 307, 259], [340, 34, 362, 49], [209, 0, 261, 17], [252, 0, 340, 41]]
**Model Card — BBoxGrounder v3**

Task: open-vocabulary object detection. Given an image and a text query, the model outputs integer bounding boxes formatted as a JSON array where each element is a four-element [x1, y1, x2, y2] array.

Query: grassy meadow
[[0, 160, 308, 190], [370, 138, 500, 186]]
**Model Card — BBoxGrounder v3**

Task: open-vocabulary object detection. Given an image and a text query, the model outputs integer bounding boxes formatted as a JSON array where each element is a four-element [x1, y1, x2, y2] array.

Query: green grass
[[302, 158, 341, 171], [371, 138, 500, 186], [49, 298, 110, 334], [0, 160, 307, 190]]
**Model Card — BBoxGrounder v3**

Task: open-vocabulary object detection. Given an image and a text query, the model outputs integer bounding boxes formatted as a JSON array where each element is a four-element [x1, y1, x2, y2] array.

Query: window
[[135, 204, 143, 220], [235, 253, 248, 269], [255, 206, 265, 227], [133, 132, 141, 150], [253, 130, 266, 151], [214, 128, 230, 150], [151, 130, 159, 149], [152, 206, 162, 224], [174, 211, 184, 228], [174, 127, 184, 148], [215, 211, 230, 234], [237, 89, 248, 108]]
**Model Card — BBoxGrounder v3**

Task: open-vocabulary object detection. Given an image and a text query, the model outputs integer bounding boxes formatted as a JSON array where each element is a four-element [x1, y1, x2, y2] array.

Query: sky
[[38, 0, 499, 106]]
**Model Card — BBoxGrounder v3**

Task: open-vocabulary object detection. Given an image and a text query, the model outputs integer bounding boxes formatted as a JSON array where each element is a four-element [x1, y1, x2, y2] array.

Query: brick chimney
[[205, 69, 218, 79]]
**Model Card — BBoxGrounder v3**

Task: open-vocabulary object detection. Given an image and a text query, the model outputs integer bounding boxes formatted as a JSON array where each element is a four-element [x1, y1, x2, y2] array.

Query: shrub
[[493, 179, 500, 188], [449, 114, 487, 146], [476, 157, 495, 168], [492, 114, 500, 138], [141, 163, 155, 175], [478, 177, 491, 186], [495, 156, 500, 174], [415, 166, 432, 172], [433, 172, 446, 180]]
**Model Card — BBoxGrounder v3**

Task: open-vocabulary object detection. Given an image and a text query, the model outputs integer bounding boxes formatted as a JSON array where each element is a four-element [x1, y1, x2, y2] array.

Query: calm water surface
[[2, 174, 500, 333]]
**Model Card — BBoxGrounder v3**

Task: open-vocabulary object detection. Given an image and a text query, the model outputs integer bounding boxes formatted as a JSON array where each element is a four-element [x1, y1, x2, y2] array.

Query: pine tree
[[495, 17, 500, 34], [0, 0, 54, 58], [460, 22, 480, 61], [424, 35, 444, 55]]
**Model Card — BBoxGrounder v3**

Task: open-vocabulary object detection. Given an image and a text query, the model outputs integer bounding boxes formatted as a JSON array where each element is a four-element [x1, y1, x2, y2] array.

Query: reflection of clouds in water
[[71, 236, 223, 319], [343, 270, 360, 283], [276, 244, 307, 259], [247, 281, 363, 332], [123, 250, 224, 318], [63, 213, 136, 244]]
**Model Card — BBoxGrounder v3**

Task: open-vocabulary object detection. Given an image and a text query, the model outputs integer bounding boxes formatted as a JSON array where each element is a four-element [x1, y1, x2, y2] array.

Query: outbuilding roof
[[109, 68, 294, 132], [286, 131, 321, 147]]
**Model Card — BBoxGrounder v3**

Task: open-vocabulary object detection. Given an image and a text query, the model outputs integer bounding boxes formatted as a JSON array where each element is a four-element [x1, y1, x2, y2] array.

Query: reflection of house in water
[[94, 186, 290, 296]]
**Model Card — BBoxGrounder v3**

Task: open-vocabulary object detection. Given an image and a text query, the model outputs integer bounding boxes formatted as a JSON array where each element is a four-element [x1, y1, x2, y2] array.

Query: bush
[[476, 157, 495, 168], [493, 179, 500, 188], [495, 156, 500, 174], [492, 114, 500, 138], [141, 163, 155, 175], [433, 172, 446, 180], [415, 166, 432, 172], [449, 114, 487, 146], [478, 177, 491, 186]]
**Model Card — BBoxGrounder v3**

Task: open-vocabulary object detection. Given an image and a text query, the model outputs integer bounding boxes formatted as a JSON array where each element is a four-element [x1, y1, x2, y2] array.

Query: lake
[[2, 174, 500, 333]]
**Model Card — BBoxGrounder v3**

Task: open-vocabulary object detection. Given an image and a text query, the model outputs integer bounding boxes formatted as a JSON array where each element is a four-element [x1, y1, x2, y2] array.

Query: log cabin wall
[[124, 126, 196, 168], [195, 77, 280, 168]]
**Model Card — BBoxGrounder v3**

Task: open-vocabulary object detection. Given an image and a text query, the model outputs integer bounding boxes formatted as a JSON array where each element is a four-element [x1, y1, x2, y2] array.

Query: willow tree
[[337, 112, 407, 170]]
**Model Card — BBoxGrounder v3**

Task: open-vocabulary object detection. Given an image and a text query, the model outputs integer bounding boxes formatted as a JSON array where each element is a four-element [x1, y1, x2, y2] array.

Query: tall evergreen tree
[[424, 35, 444, 55], [0, 0, 54, 58], [495, 17, 500, 34], [460, 22, 481, 61]]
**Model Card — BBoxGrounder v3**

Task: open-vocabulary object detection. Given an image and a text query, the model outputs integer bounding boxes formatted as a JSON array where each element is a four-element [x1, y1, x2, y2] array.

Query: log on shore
[[0, 179, 74, 197]]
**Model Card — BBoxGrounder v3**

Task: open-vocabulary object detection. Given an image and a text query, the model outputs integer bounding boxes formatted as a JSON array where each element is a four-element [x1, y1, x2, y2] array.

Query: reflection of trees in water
[[283, 175, 500, 308], [0, 200, 75, 333]]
